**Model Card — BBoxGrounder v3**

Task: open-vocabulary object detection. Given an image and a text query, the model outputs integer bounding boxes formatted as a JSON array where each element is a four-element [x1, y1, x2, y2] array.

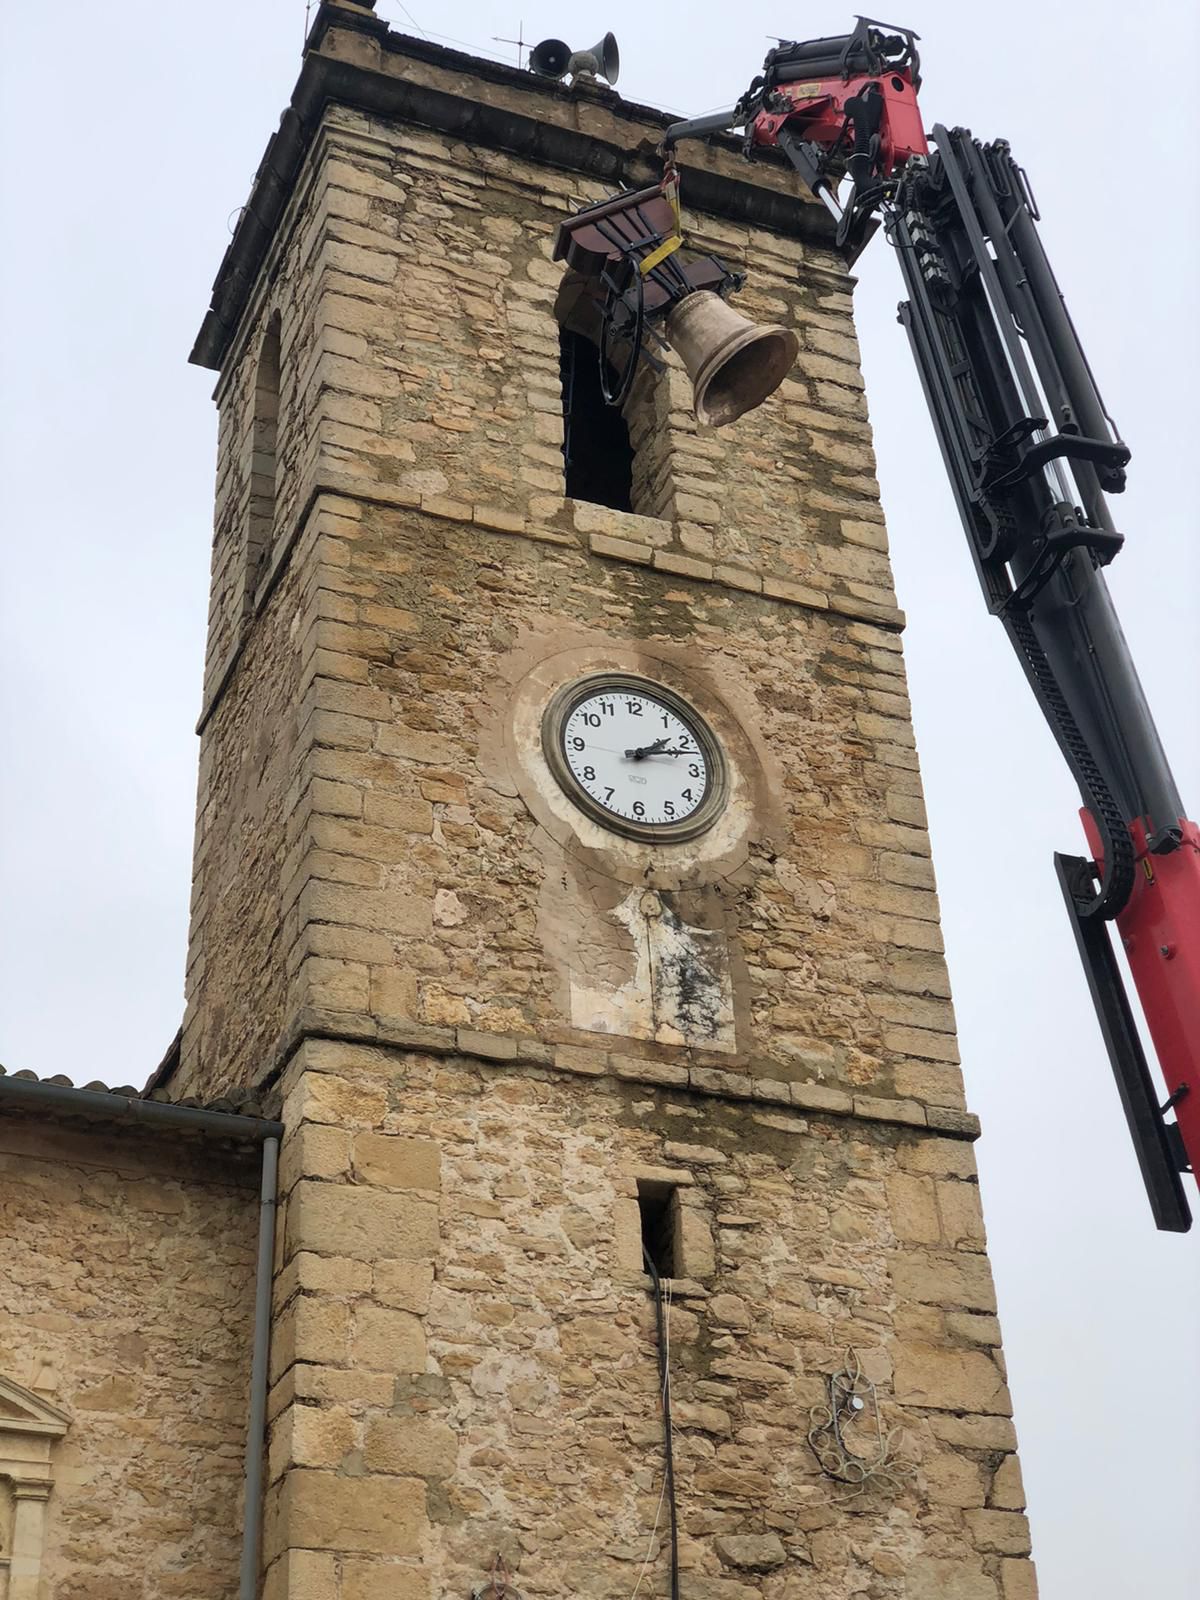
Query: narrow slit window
[[246, 311, 282, 606], [638, 1179, 679, 1278], [559, 326, 634, 513]]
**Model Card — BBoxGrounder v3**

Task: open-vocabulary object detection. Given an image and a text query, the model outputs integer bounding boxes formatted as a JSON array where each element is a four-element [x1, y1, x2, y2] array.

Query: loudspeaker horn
[[528, 38, 571, 78], [529, 32, 620, 86], [663, 291, 799, 428]]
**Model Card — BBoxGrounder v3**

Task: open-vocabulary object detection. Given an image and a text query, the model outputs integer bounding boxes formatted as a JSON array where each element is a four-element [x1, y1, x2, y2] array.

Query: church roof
[[0, 1062, 281, 1140]]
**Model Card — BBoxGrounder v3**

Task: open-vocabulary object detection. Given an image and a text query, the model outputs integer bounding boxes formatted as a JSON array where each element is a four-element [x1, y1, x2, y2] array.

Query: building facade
[[0, 4, 1036, 1597]]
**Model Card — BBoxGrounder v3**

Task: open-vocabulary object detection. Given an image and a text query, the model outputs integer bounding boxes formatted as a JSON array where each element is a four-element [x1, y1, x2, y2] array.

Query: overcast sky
[[2, 2, 1197, 1594]]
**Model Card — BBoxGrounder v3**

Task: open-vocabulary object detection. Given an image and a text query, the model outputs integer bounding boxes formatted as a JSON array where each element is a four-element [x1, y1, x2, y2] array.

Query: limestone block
[[270, 1297, 350, 1382], [362, 793, 434, 832], [279, 1123, 352, 1193], [274, 1402, 357, 1472], [891, 1251, 998, 1312], [262, 1550, 337, 1600], [893, 1341, 1011, 1414], [965, 1510, 1033, 1556], [893, 1061, 968, 1110], [291, 1072, 388, 1129], [277, 1469, 427, 1555], [374, 1259, 435, 1313], [678, 1202, 717, 1279], [277, 1251, 371, 1301], [291, 1364, 395, 1410], [288, 1179, 439, 1262], [929, 1413, 1019, 1452], [370, 965, 418, 1020], [664, 1141, 727, 1166], [899, 1137, 978, 1179], [990, 1453, 1028, 1511], [946, 1311, 1002, 1347], [708, 1294, 750, 1328], [341, 1560, 431, 1600], [353, 1305, 427, 1371], [353, 1133, 441, 1191], [299, 880, 433, 937], [673, 1401, 732, 1434], [693, 1466, 773, 1498], [903, 1557, 997, 1599], [938, 1180, 988, 1248], [1000, 1559, 1040, 1599], [364, 1416, 458, 1477], [715, 1533, 786, 1569], [886, 1173, 941, 1244], [790, 1081, 853, 1115], [559, 1315, 635, 1360], [922, 1448, 986, 1508]]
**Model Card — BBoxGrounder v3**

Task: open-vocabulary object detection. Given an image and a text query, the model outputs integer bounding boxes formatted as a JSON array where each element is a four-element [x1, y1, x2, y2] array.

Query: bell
[[663, 291, 799, 428]]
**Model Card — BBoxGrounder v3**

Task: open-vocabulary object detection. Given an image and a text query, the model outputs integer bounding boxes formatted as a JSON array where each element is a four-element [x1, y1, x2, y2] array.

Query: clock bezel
[[541, 672, 728, 843]]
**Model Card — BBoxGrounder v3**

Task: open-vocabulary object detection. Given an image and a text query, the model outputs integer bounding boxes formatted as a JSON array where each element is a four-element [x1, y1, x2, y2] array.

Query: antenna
[[492, 20, 528, 68]]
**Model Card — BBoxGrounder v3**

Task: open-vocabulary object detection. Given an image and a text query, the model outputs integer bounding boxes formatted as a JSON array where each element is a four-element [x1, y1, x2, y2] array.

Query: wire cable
[[637, 1248, 680, 1600]]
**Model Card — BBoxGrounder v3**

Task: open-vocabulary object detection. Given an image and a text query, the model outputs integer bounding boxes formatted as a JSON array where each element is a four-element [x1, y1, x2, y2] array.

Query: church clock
[[542, 673, 727, 842]]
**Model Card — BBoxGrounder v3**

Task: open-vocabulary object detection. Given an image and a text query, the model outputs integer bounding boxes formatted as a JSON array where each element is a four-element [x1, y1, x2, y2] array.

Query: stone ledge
[[584, 521, 905, 630], [268, 1011, 980, 1139]]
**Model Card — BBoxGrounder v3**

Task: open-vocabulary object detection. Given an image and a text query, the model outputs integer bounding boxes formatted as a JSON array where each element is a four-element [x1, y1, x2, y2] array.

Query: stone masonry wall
[[216, 493, 954, 1118], [264, 1036, 1033, 1600], [0, 1114, 258, 1599], [181, 96, 935, 1107]]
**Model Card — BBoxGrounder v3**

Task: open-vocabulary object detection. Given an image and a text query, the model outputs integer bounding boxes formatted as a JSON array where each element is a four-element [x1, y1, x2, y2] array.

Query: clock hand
[[624, 736, 671, 760]]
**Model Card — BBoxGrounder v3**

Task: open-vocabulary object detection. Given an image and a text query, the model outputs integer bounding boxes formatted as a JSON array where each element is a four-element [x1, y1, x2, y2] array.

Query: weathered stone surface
[[965, 1509, 1033, 1556], [352, 1133, 441, 1191], [894, 1341, 1011, 1414], [891, 1250, 999, 1312], [999, 1558, 1040, 1599], [904, 1556, 998, 1599], [715, 1534, 787, 1569], [288, 1179, 439, 1261], [990, 1452, 1027, 1510], [277, 1469, 427, 1555], [353, 1306, 427, 1372], [364, 1416, 457, 1477]]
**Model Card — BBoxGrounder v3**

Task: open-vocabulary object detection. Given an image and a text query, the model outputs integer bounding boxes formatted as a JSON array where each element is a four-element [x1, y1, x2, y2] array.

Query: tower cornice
[[190, 15, 834, 372]]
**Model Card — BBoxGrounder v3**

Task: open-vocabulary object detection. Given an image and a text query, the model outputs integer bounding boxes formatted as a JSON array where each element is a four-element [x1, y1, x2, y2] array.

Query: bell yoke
[[552, 16, 1200, 1231]]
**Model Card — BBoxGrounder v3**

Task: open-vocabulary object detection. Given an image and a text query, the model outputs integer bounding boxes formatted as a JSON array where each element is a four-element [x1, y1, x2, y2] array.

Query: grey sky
[[2, 2, 1197, 1594]]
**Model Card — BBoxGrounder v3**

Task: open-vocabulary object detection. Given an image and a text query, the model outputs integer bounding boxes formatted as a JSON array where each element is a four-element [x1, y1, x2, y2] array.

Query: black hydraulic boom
[[656, 25, 1200, 1229]]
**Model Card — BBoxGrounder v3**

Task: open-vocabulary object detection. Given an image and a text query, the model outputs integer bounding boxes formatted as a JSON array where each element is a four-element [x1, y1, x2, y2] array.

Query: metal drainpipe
[[240, 1134, 279, 1600]]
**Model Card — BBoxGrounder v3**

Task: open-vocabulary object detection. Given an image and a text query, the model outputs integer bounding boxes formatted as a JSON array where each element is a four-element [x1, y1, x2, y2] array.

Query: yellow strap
[[640, 174, 682, 276], [639, 233, 682, 275]]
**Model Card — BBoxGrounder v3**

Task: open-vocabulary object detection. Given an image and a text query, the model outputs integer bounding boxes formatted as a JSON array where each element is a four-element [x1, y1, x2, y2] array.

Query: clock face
[[543, 675, 726, 841]]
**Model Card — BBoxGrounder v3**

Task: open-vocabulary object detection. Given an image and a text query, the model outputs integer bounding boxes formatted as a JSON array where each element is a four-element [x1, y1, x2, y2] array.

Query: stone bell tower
[[179, 3, 1037, 1596]]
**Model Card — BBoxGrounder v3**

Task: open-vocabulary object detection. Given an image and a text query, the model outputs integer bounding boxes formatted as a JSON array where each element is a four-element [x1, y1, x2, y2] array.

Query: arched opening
[[558, 326, 634, 513], [246, 312, 281, 607]]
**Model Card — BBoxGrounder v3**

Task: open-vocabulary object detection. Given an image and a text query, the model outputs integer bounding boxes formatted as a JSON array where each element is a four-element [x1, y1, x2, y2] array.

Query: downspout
[[240, 1134, 279, 1600]]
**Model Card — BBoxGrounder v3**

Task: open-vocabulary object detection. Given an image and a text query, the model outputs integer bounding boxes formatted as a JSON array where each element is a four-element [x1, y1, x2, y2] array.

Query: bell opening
[[694, 329, 798, 429]]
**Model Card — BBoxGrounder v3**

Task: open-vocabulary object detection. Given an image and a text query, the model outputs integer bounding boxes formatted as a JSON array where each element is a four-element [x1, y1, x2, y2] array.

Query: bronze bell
[[663, 290, 799, 428]]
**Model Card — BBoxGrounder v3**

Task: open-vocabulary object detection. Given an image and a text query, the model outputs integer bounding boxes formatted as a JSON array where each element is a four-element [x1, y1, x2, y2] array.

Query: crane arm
[[663, 22, 1199, 1229]]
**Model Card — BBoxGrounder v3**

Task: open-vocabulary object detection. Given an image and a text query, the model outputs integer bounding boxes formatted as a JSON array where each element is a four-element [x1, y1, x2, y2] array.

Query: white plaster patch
[[569, 889, 736, 1053], [433, 888, 466, 926]]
